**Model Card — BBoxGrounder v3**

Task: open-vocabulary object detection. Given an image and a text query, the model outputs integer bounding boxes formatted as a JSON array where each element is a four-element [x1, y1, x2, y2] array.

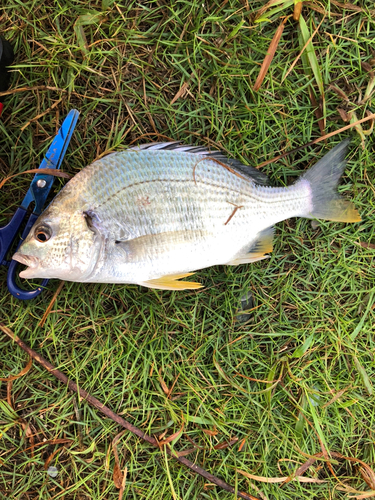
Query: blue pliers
[[0, 109, 79, 300]]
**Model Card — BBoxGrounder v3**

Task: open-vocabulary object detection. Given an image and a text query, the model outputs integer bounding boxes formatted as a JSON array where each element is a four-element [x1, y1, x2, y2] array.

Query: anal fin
[[141, 273, 203, 291], [228, 227, 274, 265]]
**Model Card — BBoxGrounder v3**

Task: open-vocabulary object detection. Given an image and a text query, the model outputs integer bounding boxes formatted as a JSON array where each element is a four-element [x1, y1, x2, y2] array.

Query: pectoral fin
[[227, 226, 274, 265], [141, 273, 203, 290]]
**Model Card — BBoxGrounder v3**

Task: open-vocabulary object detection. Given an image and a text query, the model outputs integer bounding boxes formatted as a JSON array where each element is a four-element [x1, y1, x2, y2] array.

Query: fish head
[[12, 206, 102, 281]]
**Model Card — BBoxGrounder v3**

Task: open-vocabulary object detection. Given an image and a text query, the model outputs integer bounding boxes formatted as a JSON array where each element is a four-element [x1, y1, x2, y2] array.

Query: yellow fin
[[227, 227, 274, 266], [229, 254, 270, 265], [141, 273, 203, 291], [327, 201, 361, 223]]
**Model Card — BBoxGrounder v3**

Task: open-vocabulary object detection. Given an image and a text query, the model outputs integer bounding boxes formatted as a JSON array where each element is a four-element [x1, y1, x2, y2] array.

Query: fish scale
[[13, 140, 360, 289]]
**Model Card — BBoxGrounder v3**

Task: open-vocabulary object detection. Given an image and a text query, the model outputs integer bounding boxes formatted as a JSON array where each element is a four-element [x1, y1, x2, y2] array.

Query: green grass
[[1, 1, 375, 499]]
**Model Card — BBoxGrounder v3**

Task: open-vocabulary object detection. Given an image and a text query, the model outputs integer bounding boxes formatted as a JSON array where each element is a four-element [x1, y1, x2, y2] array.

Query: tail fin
[[298, 138, 361, 223]]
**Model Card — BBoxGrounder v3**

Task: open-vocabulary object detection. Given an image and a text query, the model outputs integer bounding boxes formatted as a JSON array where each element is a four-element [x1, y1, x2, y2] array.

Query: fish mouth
[[12, 252, 40, 278]]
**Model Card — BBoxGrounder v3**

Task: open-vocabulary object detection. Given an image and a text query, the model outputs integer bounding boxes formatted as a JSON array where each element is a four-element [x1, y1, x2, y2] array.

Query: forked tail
[[297, 138, 361, 222]]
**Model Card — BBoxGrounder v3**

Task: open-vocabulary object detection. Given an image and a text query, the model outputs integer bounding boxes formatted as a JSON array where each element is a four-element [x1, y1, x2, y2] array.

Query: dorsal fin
[[127, 142, 269, 185]]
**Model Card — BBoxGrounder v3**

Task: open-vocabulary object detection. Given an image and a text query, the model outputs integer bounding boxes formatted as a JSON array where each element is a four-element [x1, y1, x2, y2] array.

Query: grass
[[0, 0, 375, 499]]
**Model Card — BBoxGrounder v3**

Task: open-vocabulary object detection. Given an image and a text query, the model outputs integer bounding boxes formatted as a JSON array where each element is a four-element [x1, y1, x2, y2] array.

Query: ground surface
[[0, 1, 375, 499]]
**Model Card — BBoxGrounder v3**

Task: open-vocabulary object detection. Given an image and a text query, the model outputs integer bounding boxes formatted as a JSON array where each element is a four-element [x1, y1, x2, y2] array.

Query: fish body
[[13, 140, 360, 290]]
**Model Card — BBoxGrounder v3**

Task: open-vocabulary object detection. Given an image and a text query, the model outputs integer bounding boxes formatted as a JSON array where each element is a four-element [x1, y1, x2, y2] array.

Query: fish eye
[[34, 225, 52, 243]]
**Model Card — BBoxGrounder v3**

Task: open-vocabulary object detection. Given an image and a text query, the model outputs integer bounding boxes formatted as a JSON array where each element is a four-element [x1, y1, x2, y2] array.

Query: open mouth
[[12, 253, 40, 278], [12, 252, 39, 268]]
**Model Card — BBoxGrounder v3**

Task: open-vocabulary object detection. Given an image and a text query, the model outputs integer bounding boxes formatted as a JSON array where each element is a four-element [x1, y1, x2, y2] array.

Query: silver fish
[[13, 140, 360, 290]]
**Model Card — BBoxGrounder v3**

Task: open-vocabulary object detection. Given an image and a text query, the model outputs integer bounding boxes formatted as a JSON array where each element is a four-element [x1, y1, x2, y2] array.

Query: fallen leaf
[[170, 81, 190, 105], [213, 438, 238, 450], [360, 465, 375, 490], [304, 1, 340, 16], [253, 17, 289, 92], [167, 373, 180, 399], [322, 386, 351, 408], [19, 420, 35, 457], [202, 428, 218, 436], [330, 0, 363, 11], [328, 85, 349, 101], [176, 447, 196, 457], [44, 447, 64, 470], [361, 61, 374, 76], [360, 242, 375, 250], [112, 430, 127, 489], [158, 424, 184, 446], [118, 466, 127, 500], [158, 368, 170, 396], [238, 438, 247, 452], [113, 462, 123, 489], [337, 108, 350, 122]]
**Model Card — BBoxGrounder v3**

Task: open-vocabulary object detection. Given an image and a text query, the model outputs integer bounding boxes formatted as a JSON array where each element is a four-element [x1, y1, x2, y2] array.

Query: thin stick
[[20, 98, 63, 131], [282, 13, 326, 83], [0, 169, 71, 191], [38, 281, 65, 328], [224, 205, 243, 225], [0, 323, 260, 500], [0, 85, 65, 97], [257, 113, 375, 168]]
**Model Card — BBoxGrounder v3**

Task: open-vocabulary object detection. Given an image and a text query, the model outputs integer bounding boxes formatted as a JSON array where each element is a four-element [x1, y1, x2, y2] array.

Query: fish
[[12, 139, 360, 290]]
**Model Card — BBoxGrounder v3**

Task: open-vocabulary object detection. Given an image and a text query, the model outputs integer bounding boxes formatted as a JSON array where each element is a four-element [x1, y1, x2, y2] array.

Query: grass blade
[[299, 14, 324, 96], [256, 0, 294, 23]]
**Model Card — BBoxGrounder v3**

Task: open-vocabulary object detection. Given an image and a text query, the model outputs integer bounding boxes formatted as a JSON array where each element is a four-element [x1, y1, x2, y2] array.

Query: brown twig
[[20, 98, 63, 131], [38, 281, 65, 328], [0, 169, 71, 191], [224, 204, 244, 225], [0, 85, 66, 97], [0, 323, 260, 500]]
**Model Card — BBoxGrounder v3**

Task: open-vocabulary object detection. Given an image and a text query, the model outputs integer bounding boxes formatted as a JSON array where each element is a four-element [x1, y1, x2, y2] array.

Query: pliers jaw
[[1, 109, 79, 300]]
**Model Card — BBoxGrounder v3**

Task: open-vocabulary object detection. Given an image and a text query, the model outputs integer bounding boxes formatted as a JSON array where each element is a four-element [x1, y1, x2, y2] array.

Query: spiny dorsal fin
[[127, 142, 269, 186]]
